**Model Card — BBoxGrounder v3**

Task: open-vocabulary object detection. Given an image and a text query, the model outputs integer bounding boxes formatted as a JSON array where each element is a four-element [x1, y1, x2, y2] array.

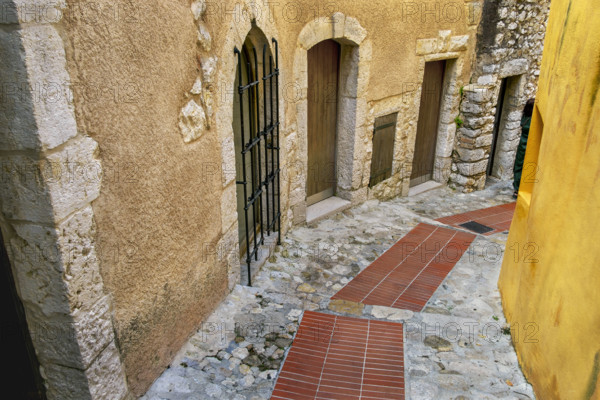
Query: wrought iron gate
[[234, 38, 281, 286]]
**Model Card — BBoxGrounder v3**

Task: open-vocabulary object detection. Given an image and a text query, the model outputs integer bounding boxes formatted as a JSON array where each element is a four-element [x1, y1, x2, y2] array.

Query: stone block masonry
[[450, 0, 550, 191]]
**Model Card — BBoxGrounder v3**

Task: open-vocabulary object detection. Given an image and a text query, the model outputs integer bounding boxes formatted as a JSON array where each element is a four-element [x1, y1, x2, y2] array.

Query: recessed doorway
[[411, 60, 446, 187]]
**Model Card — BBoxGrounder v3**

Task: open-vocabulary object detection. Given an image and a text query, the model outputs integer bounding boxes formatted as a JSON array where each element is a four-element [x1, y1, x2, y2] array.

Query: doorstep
[[408, 180, 443, 196], [306, 196, 351, 225], [240, 232, 279, 286]]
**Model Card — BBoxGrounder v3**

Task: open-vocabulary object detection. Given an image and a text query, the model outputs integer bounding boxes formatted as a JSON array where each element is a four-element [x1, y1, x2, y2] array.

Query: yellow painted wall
[[498, 1, 600, 399]]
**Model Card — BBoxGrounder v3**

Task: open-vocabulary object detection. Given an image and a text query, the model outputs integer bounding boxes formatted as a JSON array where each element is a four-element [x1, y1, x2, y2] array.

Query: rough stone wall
[[450, 0, 550, 191]]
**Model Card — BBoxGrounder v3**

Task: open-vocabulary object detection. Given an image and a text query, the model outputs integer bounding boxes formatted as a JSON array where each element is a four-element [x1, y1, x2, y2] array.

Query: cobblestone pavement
[[141, 181, 535, 400]]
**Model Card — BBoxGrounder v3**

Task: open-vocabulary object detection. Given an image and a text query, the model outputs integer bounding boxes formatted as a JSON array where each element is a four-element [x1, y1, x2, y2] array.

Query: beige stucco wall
[[61, 0, 228, 394], [58, 0, 483, 395]]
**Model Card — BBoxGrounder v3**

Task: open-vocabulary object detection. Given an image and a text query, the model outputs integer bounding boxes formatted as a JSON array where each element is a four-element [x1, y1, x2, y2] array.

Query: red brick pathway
[[272, 311, 404, 400], [435, 202, 516, 235], [331, 223, 475, 312]]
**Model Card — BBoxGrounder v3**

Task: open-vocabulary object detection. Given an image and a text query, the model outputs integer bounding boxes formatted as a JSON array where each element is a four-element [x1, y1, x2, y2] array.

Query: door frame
[[292, 14, 371, 223], [409, 56, 462, 190], [487, 74, 526, 179], [488, 77, 509, 176]]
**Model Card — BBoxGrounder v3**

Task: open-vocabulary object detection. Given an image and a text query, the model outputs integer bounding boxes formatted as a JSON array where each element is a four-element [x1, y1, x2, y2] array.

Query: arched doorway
[[233, 27, 281, 285], [291, 15, 371, 223]]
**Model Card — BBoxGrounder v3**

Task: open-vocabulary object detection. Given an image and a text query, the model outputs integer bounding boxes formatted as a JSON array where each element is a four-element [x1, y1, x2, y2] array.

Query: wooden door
[[411, 60, 446, 187], [307, 40, 340, 205]]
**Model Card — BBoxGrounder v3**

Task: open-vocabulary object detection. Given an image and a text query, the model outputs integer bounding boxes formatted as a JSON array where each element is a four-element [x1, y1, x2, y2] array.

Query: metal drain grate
[[459, 221, 494, 234]]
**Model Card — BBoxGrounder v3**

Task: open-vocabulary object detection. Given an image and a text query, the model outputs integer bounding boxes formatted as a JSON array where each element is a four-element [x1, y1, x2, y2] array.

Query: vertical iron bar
[[269, 54, 275, 233], [253, 47, 265, 249], [234, 48, 252, 286], [272, 38, 281, 245], [245, 59, 259, 263], [263, 45, 271, 236]]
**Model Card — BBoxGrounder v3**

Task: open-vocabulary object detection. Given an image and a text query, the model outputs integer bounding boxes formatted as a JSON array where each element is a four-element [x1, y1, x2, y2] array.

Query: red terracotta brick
[[435, 202, 516, 235], [332, 223, 475, 312], [273, 311, 405, 400]]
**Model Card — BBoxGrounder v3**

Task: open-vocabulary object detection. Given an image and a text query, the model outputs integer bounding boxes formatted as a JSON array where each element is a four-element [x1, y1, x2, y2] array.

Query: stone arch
[[211, 2, 283, 288], [231, 25, 278, 278], [291, 13, 372, 223]]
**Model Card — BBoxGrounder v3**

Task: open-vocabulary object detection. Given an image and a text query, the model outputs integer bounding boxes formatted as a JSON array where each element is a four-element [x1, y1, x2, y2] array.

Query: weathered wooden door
[[411, 60, 446, 187], [307, 40, 340, 205]]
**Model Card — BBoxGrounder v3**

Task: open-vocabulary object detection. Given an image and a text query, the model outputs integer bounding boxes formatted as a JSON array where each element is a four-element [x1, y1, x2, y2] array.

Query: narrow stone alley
[[142, 182, 535, 400]]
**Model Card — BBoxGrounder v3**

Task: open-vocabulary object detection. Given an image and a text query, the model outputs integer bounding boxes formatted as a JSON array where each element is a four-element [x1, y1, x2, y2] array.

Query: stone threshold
[[306, 196, 351, 225], [408, 180, 444, 197], [240, 232, 279, 286]]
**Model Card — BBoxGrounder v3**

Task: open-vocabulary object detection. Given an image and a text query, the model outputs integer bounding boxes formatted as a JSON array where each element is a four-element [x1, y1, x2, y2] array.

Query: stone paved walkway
[[141, 181, 535, 400]]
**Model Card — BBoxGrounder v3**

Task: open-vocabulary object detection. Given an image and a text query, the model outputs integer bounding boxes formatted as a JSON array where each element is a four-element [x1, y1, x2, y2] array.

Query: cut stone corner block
[[298, 13, 367, 50], [43, 341, 130, 400]]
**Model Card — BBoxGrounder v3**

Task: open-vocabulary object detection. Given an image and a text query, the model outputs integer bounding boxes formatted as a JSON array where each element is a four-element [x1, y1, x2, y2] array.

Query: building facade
[[0, 0, 549, 397]]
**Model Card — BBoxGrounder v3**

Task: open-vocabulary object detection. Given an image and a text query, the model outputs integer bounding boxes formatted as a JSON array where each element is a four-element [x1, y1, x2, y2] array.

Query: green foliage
[[454, 116, 464, 128]]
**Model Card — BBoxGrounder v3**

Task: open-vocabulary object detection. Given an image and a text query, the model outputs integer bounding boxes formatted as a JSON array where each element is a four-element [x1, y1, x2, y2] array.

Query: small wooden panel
[[370, 113, 398, 187], [307, 40, 340, 205], [411, 60, 446, 187]]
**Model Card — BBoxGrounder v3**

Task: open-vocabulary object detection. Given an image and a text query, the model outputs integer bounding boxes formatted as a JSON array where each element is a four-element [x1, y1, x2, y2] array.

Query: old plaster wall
[[60, 0, 228, 395], [450, 0, 550, 191], [235, 0, 484, 217]]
